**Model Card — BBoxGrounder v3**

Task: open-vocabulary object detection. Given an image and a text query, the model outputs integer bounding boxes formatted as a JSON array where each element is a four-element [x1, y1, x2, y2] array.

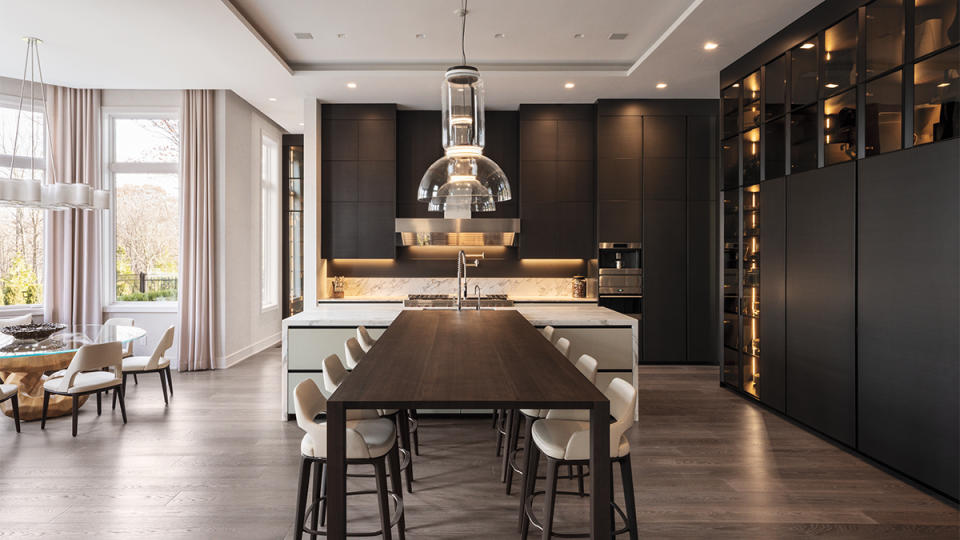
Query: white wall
[[214, 90, 283, 368]]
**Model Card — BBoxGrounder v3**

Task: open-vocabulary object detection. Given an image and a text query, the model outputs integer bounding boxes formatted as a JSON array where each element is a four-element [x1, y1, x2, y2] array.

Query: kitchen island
[[281, 302, 639, 419]]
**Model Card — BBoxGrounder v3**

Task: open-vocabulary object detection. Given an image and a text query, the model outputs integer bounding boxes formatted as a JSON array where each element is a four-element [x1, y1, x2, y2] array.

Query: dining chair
[[343, 337, 366, 369], [356, 325, 377, 353], [322, 353, 416, 493], [102, 317, 135, 358], [520, 378, 639, 540], [42, 341, 126, 437], [292, 378, 405, 539], [0, 383, 20, 433], [113, 326, 175, 407]]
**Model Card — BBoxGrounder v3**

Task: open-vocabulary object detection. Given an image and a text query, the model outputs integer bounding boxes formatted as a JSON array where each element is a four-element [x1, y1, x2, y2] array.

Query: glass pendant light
[[417, 2, 511, 218]]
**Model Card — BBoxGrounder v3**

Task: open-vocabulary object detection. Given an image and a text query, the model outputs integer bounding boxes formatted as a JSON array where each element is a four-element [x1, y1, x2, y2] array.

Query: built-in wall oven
[[597, 242, 642, 318]]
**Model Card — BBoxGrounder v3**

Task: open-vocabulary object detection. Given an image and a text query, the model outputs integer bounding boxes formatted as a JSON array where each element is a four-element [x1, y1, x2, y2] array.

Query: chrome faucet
[[474, 284, 481, 310], [456, 250, 483, 311]]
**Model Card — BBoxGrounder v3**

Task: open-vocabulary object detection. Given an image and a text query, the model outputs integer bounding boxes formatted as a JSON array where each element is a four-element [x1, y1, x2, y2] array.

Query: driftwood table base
[[0, 351, 88, 421]]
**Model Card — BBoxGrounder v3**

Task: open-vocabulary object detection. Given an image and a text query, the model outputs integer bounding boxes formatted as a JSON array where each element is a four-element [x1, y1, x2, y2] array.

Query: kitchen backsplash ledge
[[326, 277, 595, 298]]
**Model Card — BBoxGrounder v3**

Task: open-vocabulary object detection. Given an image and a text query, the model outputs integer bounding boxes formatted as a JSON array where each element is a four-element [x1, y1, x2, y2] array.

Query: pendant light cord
[[460, 0, 468, 65]]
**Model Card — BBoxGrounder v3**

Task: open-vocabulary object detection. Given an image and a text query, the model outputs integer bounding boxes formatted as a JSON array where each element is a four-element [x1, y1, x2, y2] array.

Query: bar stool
[[293, 378, 406, 539], [499, 337, 573, 469], [541, 325, 555, 342], [506, 354, 598, 500], [323, 353, 416, 494], [356, 326, 377, 353], [520, 378, 638, 540]]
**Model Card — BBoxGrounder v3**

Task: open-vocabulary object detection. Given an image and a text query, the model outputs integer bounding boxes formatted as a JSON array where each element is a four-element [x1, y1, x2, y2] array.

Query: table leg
[[326, 401, 347, 539], [589, 401, 611, 539]]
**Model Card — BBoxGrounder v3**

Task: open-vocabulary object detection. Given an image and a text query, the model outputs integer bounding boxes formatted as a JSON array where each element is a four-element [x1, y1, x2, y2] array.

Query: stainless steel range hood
[[395, 218, 521, 247]]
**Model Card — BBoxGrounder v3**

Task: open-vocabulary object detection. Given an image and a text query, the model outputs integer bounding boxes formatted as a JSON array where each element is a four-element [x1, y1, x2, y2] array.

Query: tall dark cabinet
[[321, 104, 397, 259], [857, 140, 959, 499], [758, 176, 785, 412], [518, 105, 595, 259]]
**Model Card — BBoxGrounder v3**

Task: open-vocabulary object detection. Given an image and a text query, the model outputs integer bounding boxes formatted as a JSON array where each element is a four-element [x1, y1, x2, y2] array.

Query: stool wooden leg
[[619, 457, 638, 540], [71, 395, 79, 437], [294, 457, 311, 540], [495, 409, 505, 457], [11, 394, 20, 433], [159, 370, 169, 405], [577, 465, 585, 497], [518, 414, 536, 530], [310, 458, 322, 539], [374, 458, 393, 540], [319, 462, 327, 527], [388, 445, 406, 540], [542, 458, 559, 540], [396, 412, 414, 493], [41, 391, 49, 429], [500, 409, 514, 482], [505, 409, 523, 494], [409, 409, 419, 456], [96, 392, 102, 416]]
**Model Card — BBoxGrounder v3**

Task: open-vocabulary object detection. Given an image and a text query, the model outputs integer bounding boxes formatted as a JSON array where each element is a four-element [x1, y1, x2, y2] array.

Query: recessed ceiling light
[[800, 42, 815, 49], [299, 122, 305, 126], [704, 42, 718, 50], [415, 33, 426, 39], [294, 32, 313, 40], [656, 82, 668, 89], [494, 33, 506, 39], [937, 82, 951, 88], [824, 83, 839, 89], [564, 82, 575, 89], [346, 82, 357, 89], [268, 97, 277, 102], [337, 33, 347, 39], [573, 33, 585, 39], [608, 33, 628, 40], [732, 83, 740, 88]]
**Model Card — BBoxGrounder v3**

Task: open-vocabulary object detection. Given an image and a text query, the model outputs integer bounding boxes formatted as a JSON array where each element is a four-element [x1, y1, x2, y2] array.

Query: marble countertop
[[316, 296, 597, 304], [284, 303, 635, 329]]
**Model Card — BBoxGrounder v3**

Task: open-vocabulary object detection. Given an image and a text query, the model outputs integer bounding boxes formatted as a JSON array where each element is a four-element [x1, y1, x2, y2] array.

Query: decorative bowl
[[1, 323, 67, 341]]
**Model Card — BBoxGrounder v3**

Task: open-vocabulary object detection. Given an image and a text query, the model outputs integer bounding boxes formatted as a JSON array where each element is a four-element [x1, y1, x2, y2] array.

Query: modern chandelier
[[417, 0, 511, 219], [0, 37, 109, 210]]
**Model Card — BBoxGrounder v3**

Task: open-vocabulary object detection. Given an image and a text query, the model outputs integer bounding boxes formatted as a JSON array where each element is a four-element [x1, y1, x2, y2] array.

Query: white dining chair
[[521, 378, 639, 539], [102, 317, 135, 358], [292, 378, 405, 538], [114, 326, 175, 407], [0, 383, 20, 433], [42, 341, 126, 437], [356, 326, 377, 353]]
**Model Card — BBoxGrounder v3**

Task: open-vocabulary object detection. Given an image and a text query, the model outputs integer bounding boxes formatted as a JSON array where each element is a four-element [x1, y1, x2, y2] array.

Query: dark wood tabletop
[[325, 308, 611, 539], [329, 309, 607, 409]]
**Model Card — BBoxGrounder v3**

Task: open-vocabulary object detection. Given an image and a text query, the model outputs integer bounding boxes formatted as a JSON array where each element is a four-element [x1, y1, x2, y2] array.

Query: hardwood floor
[[0, 347, 955, 539]]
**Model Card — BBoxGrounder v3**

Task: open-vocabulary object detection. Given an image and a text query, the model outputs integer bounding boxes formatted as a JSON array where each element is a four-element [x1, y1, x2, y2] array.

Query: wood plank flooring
[[0, 347, 955, 539]]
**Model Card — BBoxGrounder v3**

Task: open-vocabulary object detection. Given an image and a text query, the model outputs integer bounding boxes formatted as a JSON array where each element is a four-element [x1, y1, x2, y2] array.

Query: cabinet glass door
[[723, 189, 741, 386], [741, 184, 760, 397]]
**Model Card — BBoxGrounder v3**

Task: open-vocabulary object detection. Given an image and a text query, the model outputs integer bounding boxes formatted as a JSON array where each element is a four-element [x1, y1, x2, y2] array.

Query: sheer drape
[[43, 87, 101, 327], [176, 90, 216, 371]]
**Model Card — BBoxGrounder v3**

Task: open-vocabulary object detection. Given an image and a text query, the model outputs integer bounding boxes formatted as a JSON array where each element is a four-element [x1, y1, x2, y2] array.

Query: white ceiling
[[0, 0, 823, 132]]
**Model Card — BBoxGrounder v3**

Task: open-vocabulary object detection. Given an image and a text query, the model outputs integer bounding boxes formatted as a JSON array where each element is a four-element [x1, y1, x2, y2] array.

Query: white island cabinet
[[281, 303, 639, 419]]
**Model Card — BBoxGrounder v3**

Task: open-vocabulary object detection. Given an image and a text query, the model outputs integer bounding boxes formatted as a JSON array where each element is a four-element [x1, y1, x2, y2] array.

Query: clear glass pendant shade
[[418, 65, 511, 215]]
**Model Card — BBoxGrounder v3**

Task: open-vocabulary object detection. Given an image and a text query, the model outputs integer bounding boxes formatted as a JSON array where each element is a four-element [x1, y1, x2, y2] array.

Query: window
[[104, 113, 179, 302], [261, 132, 280, 310], [0, 99, 44, 306]]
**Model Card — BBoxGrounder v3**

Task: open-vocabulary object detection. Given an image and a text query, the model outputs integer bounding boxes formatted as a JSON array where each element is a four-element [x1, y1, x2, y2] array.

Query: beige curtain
[[177, 90, 216, 371], [43, 87, 101, 327]]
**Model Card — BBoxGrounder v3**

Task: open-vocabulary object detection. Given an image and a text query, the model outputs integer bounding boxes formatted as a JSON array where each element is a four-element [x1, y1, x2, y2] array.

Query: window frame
[[260, 129, 280, 312], [0, 94, 46, 310], [101, 106, 180, 309]]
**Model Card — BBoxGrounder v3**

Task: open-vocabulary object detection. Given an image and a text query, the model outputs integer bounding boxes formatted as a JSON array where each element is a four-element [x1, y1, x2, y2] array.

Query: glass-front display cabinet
[[741, 184, 760, 397], [722, 189, 740, 387], [283, 140, 304, 317]]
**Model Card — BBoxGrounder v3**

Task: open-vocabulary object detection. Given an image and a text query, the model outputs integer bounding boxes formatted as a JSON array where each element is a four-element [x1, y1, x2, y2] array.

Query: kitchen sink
[[403, 294, 514, 308]]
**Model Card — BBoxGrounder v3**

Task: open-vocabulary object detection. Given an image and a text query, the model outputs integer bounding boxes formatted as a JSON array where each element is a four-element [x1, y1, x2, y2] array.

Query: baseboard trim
[[216, 332, 280, 369]]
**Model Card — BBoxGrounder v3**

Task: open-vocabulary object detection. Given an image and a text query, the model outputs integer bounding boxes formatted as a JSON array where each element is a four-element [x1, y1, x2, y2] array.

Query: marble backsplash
[[329, 277, 590, 298]]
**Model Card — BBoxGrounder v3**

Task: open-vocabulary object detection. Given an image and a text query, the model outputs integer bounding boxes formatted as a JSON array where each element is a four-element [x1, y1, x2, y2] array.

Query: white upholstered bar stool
[[113, 326, 175, 407], [0, 383, 20, 433], [520, 378, 639, 540], [323, 353, 416, 493], [498, 336, 573, 461], [42, 341, 126, 437], [541, 325, 556, 342], [356, 326, 377, 353], [293, 378, 406, 540], [505, 354, 598, 495], [343, 337, 366, 369]]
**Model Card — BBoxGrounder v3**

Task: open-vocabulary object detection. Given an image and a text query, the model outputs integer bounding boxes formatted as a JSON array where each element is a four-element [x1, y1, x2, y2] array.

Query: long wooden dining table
[[326, 309, 612, 539]]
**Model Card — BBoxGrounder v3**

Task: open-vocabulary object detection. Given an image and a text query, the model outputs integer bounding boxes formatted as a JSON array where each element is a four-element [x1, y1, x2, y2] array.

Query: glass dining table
[[0, 324, 147, 421]]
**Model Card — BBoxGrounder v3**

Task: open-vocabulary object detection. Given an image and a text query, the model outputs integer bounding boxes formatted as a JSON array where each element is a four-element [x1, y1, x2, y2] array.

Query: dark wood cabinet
[[786, 162, 856, 446], [642, 158, 685, 200], [321, 104, 396, 259], [643, 116, 685, 158], [597, 201, 641, 243], [759, 176, 785, 412], [597, 116, 642, 159], [643, 199, 686, 364], [518, 105, 595, 259], [857, 140, 960, 500]]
